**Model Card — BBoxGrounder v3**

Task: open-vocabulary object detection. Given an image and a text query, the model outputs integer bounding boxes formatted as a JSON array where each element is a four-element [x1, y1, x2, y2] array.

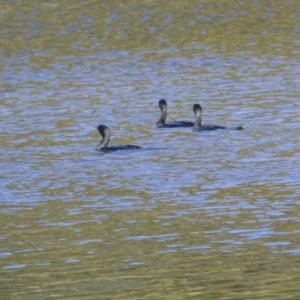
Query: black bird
[[96, 125, 140, 151], [156, 99, 194, 128], [193, 104, 243, 131]]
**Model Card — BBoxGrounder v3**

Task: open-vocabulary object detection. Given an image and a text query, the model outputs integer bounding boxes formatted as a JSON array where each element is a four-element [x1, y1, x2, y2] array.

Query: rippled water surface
[[1, 1, 300, 299]]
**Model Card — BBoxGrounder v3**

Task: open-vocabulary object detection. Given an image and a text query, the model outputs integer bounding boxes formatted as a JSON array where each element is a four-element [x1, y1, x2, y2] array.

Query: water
[[1, 1, 300, 299]]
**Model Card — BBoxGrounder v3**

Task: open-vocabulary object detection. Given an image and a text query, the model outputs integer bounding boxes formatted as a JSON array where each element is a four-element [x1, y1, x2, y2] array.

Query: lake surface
[[1, 1, 300, 299]]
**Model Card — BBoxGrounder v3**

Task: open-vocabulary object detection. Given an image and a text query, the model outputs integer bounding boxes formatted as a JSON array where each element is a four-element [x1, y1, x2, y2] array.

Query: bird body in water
[[193, 104, 243, 131], [96, 125, 140, 151], [156, 99, 194, 128]]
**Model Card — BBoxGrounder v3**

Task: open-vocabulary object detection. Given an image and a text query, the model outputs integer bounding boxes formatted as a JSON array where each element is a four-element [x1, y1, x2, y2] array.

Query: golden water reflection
[[1, 194, 300, 299]]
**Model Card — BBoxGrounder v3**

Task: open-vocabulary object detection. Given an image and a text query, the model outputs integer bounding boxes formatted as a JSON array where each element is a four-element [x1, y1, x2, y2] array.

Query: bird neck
[[194, 110, 202, 128], [96, 128, 110, 149], [157, 106, 167, 126]]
